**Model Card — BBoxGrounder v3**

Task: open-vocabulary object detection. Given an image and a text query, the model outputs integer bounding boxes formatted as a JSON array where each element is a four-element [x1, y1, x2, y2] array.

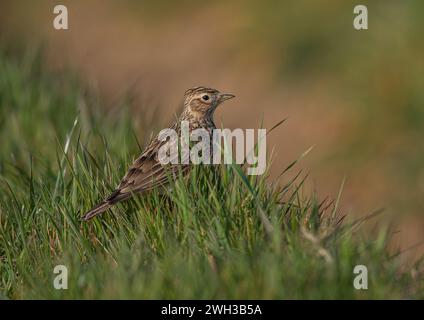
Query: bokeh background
[[1, 0, 423, 260]]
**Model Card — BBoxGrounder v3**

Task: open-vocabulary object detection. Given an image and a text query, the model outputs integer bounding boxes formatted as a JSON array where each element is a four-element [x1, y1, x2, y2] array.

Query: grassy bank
[[0, 50, 422, 299]]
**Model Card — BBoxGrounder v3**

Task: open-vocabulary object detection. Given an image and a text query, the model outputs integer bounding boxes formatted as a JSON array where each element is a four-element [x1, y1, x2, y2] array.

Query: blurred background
[[1, 0, 423, 260]]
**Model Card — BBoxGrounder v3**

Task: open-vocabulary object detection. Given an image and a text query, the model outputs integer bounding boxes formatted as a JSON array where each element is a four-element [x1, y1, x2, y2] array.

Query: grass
[[0, 50, 422, 299]]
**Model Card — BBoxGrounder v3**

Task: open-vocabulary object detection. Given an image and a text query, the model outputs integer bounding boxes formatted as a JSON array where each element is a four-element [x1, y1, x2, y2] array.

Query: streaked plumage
[[82, 86, 235, 220]]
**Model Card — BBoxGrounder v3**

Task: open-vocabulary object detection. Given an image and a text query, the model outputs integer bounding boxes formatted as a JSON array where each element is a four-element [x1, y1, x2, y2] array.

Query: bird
[[82, 86, 235, 220]]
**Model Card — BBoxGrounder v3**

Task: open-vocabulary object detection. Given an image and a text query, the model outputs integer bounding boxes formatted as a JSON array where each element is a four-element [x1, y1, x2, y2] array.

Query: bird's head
[[183, 86, 235, 119]]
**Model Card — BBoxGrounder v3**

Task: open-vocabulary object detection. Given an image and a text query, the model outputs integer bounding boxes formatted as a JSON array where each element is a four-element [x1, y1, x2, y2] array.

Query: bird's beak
[[218, 93, 235, 103]]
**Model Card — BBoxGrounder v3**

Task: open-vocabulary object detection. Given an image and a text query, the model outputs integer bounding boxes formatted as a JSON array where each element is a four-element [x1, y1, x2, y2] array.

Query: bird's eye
[[201, 95, 210, 101]]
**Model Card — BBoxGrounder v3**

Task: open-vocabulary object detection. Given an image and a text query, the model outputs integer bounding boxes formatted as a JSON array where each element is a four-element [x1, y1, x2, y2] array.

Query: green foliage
[[0, 51, 421, 299]]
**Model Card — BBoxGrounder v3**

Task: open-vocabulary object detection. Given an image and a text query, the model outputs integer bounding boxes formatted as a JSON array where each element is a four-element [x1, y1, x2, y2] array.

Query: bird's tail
[[82, 201, 112, 221]]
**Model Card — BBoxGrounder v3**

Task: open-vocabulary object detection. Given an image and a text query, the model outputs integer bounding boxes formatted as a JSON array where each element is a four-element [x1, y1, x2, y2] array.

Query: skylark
[[83, 86, 235, 220]]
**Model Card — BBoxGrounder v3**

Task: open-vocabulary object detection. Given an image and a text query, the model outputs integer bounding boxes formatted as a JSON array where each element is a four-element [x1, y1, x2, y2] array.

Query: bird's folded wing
[[107, 140, 189, 202]]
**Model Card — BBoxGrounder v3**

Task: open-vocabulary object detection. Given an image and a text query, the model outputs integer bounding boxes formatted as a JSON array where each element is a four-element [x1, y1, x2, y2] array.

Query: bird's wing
[[107, 136, 189, 203], [82, 142, 185, 221]]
